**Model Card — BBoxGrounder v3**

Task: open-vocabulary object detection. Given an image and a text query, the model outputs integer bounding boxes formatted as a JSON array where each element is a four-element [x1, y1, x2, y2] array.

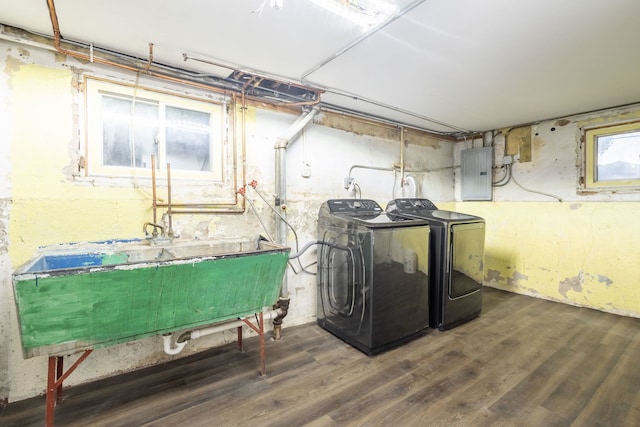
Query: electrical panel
[[461, 146, 493, 201]]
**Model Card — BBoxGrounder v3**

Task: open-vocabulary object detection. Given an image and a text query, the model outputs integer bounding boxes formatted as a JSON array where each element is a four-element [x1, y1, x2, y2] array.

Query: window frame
[[582, 121, 640, 192], [84, 77, 226, 182]]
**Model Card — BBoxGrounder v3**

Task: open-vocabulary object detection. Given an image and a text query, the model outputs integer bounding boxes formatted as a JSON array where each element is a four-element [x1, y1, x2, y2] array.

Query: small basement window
[[85, 77, 226, 181], [582, 122, 640, 191]]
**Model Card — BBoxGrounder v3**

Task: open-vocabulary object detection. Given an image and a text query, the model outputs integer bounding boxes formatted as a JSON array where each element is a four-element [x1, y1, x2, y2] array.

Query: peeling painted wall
[[459, 202, 640, 316], [0, 38, 454, 402], [6, 26, 636, 406], [453, 106, 640, 317], [0, 43, 12, 404]]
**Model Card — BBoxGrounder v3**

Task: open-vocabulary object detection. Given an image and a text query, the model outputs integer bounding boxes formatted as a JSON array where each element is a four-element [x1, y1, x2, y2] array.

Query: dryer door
[[449, 222, 485, 298]]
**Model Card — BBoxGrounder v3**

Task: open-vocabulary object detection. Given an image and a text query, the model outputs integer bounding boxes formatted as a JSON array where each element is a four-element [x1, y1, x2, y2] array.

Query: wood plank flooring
[[3, 287, 640, 426]]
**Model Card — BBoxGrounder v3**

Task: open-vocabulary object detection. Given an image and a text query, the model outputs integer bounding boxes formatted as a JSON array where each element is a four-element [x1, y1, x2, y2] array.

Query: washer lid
[[430, 210, 478, 221], [386, 198, 437, 220]]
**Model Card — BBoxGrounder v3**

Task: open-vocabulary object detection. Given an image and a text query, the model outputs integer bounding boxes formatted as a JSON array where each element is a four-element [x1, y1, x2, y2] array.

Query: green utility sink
[[12, 237, 290, 358]]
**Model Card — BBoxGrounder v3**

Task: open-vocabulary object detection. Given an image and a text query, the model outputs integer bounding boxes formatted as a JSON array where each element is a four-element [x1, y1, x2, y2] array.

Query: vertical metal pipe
[[400, 126, 405, 184], [239, 92, 247, 211], [273, 106, 320, 293], [151, 155, 157, 223], [272, 106, 319, 340], [483, 130, 494, 147], [275, 144, 286, 245], [166, 163, 173, 237]]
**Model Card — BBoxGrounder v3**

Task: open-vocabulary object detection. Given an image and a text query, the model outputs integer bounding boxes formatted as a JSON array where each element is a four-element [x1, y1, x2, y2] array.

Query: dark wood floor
[[3, 287, 640, 427]]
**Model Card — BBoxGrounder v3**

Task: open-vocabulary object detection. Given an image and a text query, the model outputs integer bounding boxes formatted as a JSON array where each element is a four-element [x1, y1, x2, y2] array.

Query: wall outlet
[[503, 155, 513, 165], [301, 162, 311, 178], [343, 177, 355, 189]]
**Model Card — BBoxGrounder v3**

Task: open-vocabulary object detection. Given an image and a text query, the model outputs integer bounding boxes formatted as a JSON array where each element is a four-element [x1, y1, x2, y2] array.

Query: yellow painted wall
[[456, 202, 640, 316], [9, 64, 152, 267]]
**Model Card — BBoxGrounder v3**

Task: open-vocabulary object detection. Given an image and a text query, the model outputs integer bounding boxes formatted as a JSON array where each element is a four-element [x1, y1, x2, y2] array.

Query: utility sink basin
[[12, 237, 290, 358]]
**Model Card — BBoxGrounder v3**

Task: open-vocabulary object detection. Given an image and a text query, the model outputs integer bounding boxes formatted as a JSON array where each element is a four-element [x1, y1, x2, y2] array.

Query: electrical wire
[[240, 192, 275, 242], [392, 169, 398, 199], [510, 164, 563, 202], [246, 183, 318, 275], [289, 240, 352, 259], [492, 164, 512, 187], [249, 185, 299, 250]]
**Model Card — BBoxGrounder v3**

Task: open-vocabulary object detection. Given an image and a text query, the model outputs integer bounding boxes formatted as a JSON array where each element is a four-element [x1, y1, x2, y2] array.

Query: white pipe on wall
[[402, 175, 418, 198], [274, 106, 320, 298], [162, 335, 187, 355], [483, 130, 494, 147], [162, 309, 282, 355], [271, 106, 319, 340]]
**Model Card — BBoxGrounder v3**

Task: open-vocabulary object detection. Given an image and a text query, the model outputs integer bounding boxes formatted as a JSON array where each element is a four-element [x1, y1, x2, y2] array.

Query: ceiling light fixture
[[252, 0, 284, 16], [308, 0, 398, 31]]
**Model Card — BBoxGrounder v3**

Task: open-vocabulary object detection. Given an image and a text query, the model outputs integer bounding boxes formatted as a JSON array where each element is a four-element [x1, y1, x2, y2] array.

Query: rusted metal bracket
[[241, 312, 266, 377], [46, 349, 93, 427], [42, 312, 268, 425]]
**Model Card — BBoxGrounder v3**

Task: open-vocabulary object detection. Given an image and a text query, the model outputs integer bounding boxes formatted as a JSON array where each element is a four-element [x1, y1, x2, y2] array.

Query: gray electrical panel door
[[461, 147, 493, 201]]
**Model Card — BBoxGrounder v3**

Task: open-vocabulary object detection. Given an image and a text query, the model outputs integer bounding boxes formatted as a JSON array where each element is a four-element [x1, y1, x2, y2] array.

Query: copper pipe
[[242, 76, 261, 91], [166, 209, 245, 214], [46, 0, 300, 217], [48, 0, 138, 74], [47, 0, 232, 96], [151, 155, 157, 223], [145, 43, 154, 71], [155, 203, 238, 208], [166, 163, 173, 237], [47, 0, 320, 108]]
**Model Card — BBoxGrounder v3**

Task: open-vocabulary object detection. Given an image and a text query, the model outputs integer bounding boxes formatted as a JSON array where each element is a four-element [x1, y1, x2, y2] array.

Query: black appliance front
[[317, 199, 430, 355], [386, 198, 485, 331]]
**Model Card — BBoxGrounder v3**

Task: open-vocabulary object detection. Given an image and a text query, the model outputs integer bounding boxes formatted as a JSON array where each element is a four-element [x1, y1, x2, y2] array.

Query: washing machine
[[386, 198, 485, 331], [317, 199, 430, 355]]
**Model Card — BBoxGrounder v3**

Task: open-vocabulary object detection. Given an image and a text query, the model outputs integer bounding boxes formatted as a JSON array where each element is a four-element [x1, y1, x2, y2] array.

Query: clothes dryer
[[386, 198, 485, 330], [317, 199, 430, 355]]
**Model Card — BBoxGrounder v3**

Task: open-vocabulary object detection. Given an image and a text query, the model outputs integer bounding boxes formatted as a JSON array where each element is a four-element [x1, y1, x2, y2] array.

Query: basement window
[[84, 78, 225, 181], [582, 122, 640, 191]]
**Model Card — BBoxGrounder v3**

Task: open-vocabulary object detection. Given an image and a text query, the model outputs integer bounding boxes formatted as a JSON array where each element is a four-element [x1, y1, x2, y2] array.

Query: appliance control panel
[[387, 198, 438, 216], [326, 199, 382, 215]]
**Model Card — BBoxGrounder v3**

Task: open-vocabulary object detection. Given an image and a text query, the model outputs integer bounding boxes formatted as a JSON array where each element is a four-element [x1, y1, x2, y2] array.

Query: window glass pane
[[165, 106, 211, 171], [101, 96, 159, 168], [596, 131, 640, 181]]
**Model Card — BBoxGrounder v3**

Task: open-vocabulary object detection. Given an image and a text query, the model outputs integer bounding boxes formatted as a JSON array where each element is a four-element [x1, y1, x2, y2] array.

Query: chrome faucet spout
[[143, 222, 165, 238]]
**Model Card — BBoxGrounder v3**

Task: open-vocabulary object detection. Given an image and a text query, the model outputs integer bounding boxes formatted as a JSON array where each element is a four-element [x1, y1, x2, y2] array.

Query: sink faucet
[[143, 222, 165, 238]]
